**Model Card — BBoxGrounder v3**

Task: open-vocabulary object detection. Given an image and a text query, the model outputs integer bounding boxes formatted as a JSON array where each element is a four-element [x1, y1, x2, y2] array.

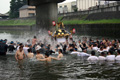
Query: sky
[[0, 0, 76, 14]]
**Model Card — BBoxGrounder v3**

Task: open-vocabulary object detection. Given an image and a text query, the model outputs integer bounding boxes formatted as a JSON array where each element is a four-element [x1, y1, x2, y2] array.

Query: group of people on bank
[[1, 36, 120, 63]]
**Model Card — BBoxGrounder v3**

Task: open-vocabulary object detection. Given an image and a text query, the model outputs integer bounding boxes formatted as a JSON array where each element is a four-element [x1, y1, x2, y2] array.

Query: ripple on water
[[0, 53, 120, 80]]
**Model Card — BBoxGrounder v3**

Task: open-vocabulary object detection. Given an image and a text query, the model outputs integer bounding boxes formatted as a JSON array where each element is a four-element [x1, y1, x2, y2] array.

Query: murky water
[[0, 32, 120, 80], [1, 54, 120, 80]]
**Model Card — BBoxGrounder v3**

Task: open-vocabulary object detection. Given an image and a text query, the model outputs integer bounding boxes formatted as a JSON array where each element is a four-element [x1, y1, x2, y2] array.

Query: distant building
[[19, 5, 36, 18], [19, 1, 117, 17], [58, 1, 77, 13], [77, 0, 117, 11], [77, 0, 100, 11], [0, 13, 9, 19]]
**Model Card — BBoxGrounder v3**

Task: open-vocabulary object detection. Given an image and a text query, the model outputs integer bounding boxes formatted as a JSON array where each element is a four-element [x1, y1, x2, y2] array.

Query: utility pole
[[85, 0, 86, 10], [88, 0, 89, 10], [76, 0, 78, 11], [98, 0, 101, 6], [82, 0, 83, 10], [91, 0, 92, 8], [94, 0, 96, 6]]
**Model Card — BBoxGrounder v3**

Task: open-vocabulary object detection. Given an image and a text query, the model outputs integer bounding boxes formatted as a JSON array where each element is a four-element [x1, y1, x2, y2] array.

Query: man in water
[[115, 49, 120, 60], [8, 41, 15, 53], [0, 40, 8, 55], [15, 46, 26, 68], [57, 49, 63, 59], [106, 50, 115, 61], [98, 52, 106, 61], [15, 46, 26, 61], [17, 43, 23, 50], [70, 48, 80, 55], [27, 48, 34, 58], [38, 52, 59, 62], [36, 50, 44, 60], [23, 44, 29, 55], [87, 51, 99, 61], [78, 49, 90, 57], [32, 36, 37, 47]]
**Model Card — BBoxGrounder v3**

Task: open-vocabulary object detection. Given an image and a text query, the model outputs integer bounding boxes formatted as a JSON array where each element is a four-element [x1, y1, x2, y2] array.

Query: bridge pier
[[28, 0, 65, 30], [36, 3, 57, 30]]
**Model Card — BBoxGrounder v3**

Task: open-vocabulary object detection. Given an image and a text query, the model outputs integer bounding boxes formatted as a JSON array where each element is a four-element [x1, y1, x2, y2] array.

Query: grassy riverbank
[[0, 18, 120, 26], [61, 19, 120, 25], [0, 19, 35, 26]]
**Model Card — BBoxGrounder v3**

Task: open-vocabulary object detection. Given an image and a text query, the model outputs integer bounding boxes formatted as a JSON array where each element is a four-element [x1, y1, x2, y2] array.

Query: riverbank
[[0, 18, 119, 26], [0, 19, 35, 26], [0, 11, 120, 26], [65, 24, 120, 38], [0, 12, 120, 38], [59, 11, 120, 25], [61, 19, 120, 25]]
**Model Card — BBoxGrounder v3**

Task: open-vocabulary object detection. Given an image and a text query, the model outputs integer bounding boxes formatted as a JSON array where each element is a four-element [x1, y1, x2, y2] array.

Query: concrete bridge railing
[[58, 2, 120, 17]]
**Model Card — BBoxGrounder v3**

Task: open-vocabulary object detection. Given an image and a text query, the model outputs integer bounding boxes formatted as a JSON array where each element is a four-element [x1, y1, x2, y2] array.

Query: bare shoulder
[[60, 54, 63, 56], [36, 55, 38, 57]]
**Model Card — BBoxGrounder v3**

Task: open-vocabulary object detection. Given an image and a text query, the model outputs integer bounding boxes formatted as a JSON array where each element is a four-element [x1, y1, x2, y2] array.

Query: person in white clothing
[[23, 44, 29, 55], [70, 48, 80, 55], [98, 52, 106, 60], [87, 51, 99, 61], [78, 49, 90, 57], [115, 49, 120, 60], [97, 47, 103, 53], [71, 51, 80, 54], [35, 43, 41, 51], [103, 45, 108, 52], [106, 50, 115, 61], [92, 44, 98, 51], [17, 43, 23, 50]]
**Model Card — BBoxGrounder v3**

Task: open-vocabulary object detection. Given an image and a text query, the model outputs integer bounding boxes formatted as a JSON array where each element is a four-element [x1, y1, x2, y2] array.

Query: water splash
[[0, 29, 57, 47]]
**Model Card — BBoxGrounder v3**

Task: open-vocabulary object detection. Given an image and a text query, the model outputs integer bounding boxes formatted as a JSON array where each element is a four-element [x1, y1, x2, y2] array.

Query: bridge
[[28, 0, 65, 30]]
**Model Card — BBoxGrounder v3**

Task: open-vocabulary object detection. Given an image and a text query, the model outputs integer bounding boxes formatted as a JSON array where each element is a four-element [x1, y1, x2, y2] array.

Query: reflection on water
[[0, 54, 120, 80]]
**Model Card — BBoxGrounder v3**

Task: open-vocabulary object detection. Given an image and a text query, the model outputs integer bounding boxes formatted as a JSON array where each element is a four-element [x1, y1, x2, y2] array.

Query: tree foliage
[[9, 0, 27, 18]]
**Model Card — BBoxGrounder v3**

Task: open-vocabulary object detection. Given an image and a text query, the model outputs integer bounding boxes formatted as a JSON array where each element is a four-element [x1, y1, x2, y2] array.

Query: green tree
[[9, 0, 27, 18]]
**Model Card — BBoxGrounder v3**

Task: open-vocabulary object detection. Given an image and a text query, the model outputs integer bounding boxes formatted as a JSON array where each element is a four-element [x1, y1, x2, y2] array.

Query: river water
[[0, 32, 120, 80], [1, 54, 120, 80]]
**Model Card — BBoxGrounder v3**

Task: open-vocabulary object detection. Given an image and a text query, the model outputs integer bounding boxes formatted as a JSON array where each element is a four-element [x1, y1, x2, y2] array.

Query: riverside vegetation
[[0, 17, 120, 26]]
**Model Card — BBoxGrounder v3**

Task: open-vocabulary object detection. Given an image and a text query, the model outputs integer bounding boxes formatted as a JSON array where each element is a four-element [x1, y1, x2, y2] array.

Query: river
[[0, 31, 120, 80], [1, 54, 120, 80]]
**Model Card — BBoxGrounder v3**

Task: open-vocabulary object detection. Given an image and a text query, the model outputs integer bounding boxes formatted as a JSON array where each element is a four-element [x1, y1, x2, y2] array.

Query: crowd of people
[[0, 36, 120, 63]]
